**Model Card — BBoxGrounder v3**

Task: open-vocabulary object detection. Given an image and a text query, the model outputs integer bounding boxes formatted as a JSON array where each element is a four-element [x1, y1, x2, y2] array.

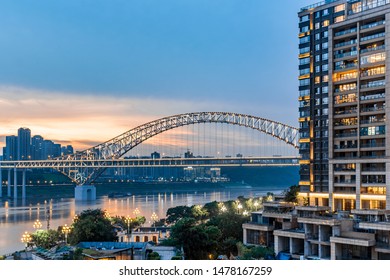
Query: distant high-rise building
[[43, 140, 54, 159], [61, 145, 74, 156], [31, 135, 44, 160], [298, 0, 390, 211], [17, 127, 31, 160], [151, 151, 161, 159], [5, 135, 18, 160]]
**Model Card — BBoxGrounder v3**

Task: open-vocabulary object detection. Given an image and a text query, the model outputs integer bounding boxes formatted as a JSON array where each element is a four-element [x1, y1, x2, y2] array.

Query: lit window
[[334, 4, 345, 13], [315, 22, 320, 29], [334, 16, 345, 23], [322, 20, 329, 27], [323, 75, 329, 82], [315, 76, 321, 84]]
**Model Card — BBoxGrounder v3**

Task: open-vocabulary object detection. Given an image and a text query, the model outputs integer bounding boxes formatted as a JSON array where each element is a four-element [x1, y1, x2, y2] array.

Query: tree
[[68, 209, 117, 245], [166, 206, 193, 224], [31, 229, 60, 249], [168, 218, 222, 260], [283, 185, 300, 203], [207, 212, 249, 241], [147, 252, 161, 260]]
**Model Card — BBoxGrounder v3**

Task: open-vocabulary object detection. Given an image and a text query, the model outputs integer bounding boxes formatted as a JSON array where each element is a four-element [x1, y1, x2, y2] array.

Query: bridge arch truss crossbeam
[[57, 112, 299, 184]]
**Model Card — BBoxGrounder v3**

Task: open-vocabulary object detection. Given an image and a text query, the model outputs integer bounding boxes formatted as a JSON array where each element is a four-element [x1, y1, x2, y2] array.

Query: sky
[[0, 0, 316, 152]]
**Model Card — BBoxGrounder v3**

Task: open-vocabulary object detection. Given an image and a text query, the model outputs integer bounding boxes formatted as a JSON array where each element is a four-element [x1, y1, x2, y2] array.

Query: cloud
[[0, 85, 232, 151]]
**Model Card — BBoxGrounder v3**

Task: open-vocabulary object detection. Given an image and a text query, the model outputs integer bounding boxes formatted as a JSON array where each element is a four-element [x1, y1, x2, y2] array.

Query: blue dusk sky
[[0, 0, 315, 150]]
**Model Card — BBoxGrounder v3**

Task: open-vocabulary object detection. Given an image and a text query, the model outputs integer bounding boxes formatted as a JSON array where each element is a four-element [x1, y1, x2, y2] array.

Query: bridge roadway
[[0, 156, 299, 169], [0, 156, 299, 199]]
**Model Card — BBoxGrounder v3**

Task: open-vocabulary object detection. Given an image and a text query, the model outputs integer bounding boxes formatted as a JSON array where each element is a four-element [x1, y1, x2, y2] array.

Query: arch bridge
[[0, 112, 299, 190]]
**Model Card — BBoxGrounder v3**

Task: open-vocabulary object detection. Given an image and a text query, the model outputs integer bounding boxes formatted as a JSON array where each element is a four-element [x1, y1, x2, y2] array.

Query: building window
[[334, 15, 345, 23], [300, 79, 310, 86], [300, 25, 309, 33], [300, 46, 310, 54], [361, 52, 386, 65], [316, 55, 321, 62], [300, 15, 309, 22], [323, 75, 329, 82], [323, 9, 329, 16], [322, 42, 328, 49], [315, 76, 321, 84], [322, 64, 329, 71], [334, 4, 345, 13], [322, 53, 328, 60], [322, 20, 329, 27], [299, 57, 310, 65], [300, 36, 310, 44], [315, 22, 320, 29]]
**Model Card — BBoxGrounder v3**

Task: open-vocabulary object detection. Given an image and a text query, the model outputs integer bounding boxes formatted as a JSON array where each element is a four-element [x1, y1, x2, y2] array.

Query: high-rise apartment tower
[[298, 0, 390, 211]]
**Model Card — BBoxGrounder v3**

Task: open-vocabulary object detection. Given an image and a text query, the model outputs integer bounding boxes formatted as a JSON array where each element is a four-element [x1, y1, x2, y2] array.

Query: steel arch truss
[[55, 112, 299, 185]]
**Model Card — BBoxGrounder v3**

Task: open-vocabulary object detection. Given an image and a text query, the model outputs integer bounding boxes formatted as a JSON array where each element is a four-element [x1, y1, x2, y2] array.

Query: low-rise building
[[243, 202, 390, 260]]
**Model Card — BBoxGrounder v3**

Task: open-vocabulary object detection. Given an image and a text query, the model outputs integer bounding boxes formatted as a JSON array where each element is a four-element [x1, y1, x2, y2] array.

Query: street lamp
[[21, 232, 32, 259], [125, 215, 133, 242], [33, 219, 42, 230], [254, 201, 259, 211], [237, 203, 243, 214], [133, 208, 140, 217], [151, 212, 158, 228], [62, 224, 71, 244]]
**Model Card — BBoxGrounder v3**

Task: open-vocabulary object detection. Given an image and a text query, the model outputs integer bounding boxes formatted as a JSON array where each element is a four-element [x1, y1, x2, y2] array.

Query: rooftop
[[300, 0, 343, 12]]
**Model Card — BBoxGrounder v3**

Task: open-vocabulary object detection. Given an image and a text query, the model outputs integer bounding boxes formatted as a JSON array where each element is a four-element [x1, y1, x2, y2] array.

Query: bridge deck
[[0, 156, 299, 169]]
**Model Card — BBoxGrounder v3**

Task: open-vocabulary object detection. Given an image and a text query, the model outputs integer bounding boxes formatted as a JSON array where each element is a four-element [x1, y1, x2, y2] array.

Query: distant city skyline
[[0, 0, 315, 153]]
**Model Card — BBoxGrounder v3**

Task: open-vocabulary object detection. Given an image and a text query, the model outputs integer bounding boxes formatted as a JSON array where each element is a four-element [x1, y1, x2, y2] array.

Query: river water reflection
[[0, 184, 284, 255]]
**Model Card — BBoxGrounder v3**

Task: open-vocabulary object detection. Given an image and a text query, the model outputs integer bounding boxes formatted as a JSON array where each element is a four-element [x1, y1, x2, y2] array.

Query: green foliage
[[31, 229, 60, 249], [203, 201, 220, 217], [0, 255, 5, 260], [147, 252, 161, 260], [237, 242, 275, 260], [207, 212, 249, 241], [171, 256, 182, 260], [283, 185, 299, 203], [166, 206, 193, 224], [169, 218, 222, 260], [68, 209, 117, 245]]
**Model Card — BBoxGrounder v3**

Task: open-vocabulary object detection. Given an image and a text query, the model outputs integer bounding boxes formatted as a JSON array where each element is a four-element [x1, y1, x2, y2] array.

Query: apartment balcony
[[334, 63, 358, 72], [360, 20, 385, 32], [360, 32, 385, 44], [360, 119, 386, 126], [360, 80, 385, 92], [242, 222, 274, 232], [360, 44, 386, 55], [334, 28, 357, 39], [330, 233, 376, 247], [334, 109, 358, 117], [298, 216, 341, 226], [334, 132, 358, 139], [273, 228, 306, 239], [360, 93, 385, 103], [334, 51, 358, 61], [360, 106, 385, 115], [334, 180, 356, 187], [334, 39, 357, 50]]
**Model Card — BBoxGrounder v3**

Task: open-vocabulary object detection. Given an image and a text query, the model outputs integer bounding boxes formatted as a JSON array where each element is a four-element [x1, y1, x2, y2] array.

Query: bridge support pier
[[14, 167, 17, 199], [0, 166, 2, 198], [7, 169, 11, 197], [22, 169, 26, 199], [75, 185, 96, 201]]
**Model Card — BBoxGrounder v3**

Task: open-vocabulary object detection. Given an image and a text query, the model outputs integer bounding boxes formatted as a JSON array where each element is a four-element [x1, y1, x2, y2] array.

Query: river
[[0, 182, 289, 255]]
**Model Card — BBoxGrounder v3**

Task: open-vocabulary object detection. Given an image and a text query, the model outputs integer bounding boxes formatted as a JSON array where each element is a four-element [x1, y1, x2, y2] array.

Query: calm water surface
[[0, 184, 284, 255]]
